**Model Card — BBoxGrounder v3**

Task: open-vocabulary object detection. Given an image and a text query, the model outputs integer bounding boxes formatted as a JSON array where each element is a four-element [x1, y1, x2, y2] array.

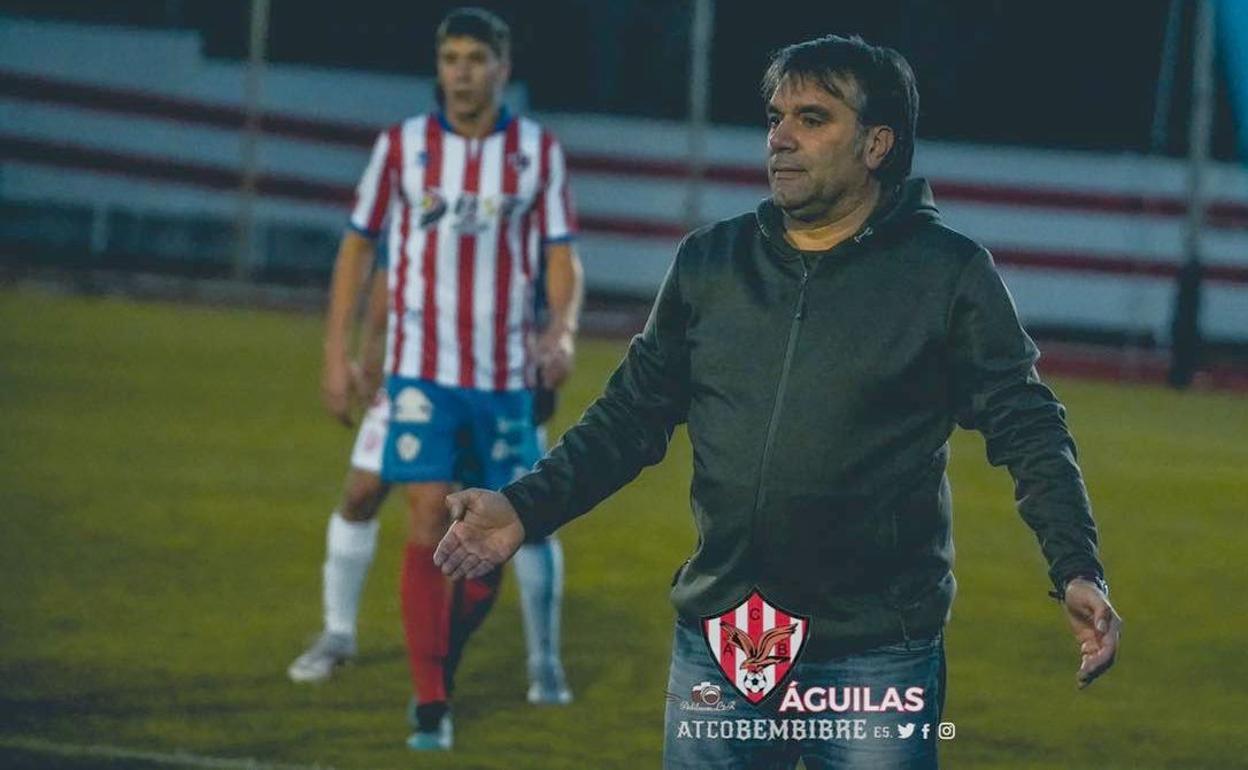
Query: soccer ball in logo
[[741, 670, 768, 694]]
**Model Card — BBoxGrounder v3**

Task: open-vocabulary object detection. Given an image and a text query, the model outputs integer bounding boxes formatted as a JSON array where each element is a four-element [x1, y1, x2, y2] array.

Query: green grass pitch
[[1, 288, 1245, 769]]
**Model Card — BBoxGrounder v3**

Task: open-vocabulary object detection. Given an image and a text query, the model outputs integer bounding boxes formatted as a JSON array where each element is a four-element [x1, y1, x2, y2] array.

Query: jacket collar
[[755, 178, 939, 262]]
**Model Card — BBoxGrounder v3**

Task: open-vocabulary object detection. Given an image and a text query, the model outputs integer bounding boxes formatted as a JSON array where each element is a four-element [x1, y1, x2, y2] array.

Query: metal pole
[[234, 0, 270, 282], [1150, 0, 1184, 154], [684, 0, 714, 230], [1169, 0, 1215, 387]]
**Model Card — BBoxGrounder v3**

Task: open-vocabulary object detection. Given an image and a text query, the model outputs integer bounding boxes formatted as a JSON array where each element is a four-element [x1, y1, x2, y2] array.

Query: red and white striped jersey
[[348, 110, 576, 391]]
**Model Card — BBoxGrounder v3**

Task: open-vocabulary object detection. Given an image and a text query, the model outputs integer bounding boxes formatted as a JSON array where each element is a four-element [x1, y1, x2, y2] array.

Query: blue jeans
[[663, 616, 946, 769]]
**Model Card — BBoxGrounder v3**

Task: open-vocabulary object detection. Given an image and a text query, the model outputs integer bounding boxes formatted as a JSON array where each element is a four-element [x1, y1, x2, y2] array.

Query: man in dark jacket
[[434, 34, 1122, 769]]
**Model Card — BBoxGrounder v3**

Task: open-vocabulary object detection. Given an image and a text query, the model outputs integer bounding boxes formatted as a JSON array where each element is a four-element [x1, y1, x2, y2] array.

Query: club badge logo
[[702, 588, 808, 704]]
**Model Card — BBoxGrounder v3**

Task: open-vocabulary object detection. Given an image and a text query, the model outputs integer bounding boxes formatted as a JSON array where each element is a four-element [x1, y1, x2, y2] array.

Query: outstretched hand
[[434, 488, 526, 581], [1063, 578, 1123, 689]]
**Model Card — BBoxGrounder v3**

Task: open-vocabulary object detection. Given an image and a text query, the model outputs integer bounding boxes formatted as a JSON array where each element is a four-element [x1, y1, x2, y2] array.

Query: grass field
[[1, 287, 1246, 770]]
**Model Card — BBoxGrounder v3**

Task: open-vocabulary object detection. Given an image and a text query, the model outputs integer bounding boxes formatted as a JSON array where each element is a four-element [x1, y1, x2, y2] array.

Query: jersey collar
[[435, 105, 512, 137]]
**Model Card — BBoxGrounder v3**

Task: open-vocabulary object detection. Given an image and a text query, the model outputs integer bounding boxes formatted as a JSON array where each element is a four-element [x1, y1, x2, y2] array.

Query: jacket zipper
[[749, 261, 810, 544]]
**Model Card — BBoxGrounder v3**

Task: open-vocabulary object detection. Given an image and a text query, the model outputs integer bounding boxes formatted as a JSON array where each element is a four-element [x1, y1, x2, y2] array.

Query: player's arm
[[325, 128, 394, 425], [354, 264, 389, 397], [948, 247, 1122, 689], [536, 240, 584, 389], [533, 134, 584, 390], [323, 230, 376, 425]]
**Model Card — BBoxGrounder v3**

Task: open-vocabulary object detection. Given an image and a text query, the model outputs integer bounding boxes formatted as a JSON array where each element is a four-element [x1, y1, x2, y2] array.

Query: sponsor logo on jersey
[[702, 589, 808, 704], [453, 193, 490, 234], [419, 189, 447, 228]]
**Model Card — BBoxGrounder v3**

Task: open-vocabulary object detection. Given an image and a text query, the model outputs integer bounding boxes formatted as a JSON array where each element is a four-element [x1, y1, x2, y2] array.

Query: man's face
[[436, 36, 509, 119], [766, 74, 885, 222]]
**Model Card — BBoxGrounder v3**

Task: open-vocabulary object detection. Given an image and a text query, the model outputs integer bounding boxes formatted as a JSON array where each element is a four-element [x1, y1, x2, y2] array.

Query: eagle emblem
[[701, 589, 808, 704]]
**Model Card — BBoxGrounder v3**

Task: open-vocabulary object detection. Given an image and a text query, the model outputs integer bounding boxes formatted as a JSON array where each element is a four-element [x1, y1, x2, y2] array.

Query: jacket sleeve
[[501, 249, 692, 540], [948, 248, 1105, 593]]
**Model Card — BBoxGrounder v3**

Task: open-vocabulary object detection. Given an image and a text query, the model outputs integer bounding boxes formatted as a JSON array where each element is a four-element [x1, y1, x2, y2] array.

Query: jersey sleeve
[[348, 128, 396, 239], [537, 133, 577, 244]]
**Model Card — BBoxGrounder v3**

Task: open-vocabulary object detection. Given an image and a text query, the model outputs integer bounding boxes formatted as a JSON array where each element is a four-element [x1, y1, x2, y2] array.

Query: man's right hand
[[321, 352, 355, 427], [435, 488, 526, 581]]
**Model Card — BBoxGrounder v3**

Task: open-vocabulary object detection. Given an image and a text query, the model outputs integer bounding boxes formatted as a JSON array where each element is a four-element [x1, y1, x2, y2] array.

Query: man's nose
[[768, 120, 796, 153]]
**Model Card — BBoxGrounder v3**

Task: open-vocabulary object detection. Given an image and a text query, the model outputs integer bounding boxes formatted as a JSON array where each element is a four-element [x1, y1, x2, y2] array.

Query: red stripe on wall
[[0, 70, 376, 147], [5, 69, 1248, 229], [4, 134, 1248, 287]]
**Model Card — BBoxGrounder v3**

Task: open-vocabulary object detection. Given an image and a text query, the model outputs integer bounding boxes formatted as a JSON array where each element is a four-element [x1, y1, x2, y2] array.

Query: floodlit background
[[1, 1, 1246, 768]]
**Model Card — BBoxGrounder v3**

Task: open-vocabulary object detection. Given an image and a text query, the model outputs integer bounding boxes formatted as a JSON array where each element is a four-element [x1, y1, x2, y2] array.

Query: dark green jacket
[[503, 178, 1105, 658]]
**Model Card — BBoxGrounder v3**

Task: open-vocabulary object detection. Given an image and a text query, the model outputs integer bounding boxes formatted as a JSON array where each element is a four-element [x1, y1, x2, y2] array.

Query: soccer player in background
[[289, 246, 573, 708], [308, 7, 584, 751]]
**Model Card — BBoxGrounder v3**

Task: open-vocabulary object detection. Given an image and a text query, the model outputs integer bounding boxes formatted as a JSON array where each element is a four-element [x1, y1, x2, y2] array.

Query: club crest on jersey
[[419, 190, 447, 228], [702, 589, 808, 704], [507, 151, 531, 172]]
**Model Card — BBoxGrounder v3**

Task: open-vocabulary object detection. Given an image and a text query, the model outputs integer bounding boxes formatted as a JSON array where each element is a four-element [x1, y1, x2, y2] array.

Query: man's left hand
[[1063, 578, 1123, 689], [536, 328, 575, 389]]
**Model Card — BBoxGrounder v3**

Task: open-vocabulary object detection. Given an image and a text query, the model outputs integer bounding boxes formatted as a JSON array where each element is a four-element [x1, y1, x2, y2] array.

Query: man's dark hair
[[436, 7, 511, 60], [761, 34, 918, 190]]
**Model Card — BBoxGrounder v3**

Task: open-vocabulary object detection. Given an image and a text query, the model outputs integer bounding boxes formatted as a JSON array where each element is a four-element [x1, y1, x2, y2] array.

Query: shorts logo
[[702, 589, 808, 705], [394, 387, 433, 424], [397, 433, 421, 461], [490, 438, 512, 462]]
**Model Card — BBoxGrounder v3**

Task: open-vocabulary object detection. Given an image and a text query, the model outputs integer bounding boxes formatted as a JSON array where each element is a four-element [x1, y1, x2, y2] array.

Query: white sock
[[322, 511, 379, 638], [514, 535, 564, 671]]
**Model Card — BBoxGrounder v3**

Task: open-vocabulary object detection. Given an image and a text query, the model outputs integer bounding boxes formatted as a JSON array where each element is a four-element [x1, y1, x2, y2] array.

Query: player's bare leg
[[288, 467, 389, 683]]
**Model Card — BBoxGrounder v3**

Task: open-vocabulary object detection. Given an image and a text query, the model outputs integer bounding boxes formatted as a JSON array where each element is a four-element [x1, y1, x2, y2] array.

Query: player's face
[[437, 36, 509, 120], [766, 75, 883, 223]]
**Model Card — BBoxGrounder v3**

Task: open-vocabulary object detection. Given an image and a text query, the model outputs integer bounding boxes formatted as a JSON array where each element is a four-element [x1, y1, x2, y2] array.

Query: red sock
[[457, 569, 503, 625], [400, 543, 450, 705], [444, 568, 503, 696]]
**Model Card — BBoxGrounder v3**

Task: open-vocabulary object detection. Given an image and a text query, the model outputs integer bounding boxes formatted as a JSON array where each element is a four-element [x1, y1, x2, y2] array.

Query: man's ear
[[863, 125, 895, 172]]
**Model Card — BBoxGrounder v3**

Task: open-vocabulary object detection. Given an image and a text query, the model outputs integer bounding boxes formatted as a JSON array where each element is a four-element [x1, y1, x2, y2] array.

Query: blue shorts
[[381, 376, 541, 489]]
